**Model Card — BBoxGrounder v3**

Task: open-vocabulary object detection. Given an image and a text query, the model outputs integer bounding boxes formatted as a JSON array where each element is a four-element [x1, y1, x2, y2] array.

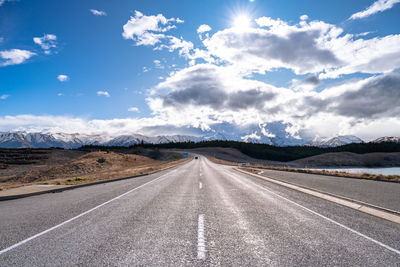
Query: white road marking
[[235, 168, 400, 224], [199, 182, 203, 189], [226, 170, 400, 256], [197, 214, 206, 260], [0, 170, 177, 255]]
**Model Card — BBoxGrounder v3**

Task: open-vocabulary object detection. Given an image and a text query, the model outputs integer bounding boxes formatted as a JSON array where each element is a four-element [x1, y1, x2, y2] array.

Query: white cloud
[[197, 24, 212, 33], [202, 16, 400, 78], [144, 59, 400, 140], [300, 14, 309, 21], [0, 49, 36, 66], [57, 93, 63, 96], [90, 9, 107, 16], [97, 91, 110, 97], [349, 0, 400, 20], [122, 10, 183, 46], [153, 59, 163, 68], [128, 107, 140, 112], [57, 74, 69, 82], [0, 114, 174, 137], [33, 34, 57, 54], [0, 94, 9, 100]]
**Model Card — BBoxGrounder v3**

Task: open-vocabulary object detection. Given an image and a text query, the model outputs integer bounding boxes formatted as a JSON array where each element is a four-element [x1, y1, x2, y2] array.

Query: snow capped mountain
[[104, 134, 198, 147], [0, 131, 65, 148], [311, 135, 364, 147], [371, 136, 400, 143], [0, 131, 200, 149], [1, 130, 393, 149]]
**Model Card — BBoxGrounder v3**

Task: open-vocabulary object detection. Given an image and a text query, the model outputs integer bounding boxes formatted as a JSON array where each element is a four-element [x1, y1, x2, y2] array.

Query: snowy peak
[[311, 135, 364, 147], [0, 132, 200, 149], [0, 131, 395, 148], [371, 136, 400, 143]]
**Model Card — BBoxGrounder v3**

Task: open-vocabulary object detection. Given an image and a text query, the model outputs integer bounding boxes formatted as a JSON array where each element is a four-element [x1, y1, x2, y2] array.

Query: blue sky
[[0, 0, 400, 140]]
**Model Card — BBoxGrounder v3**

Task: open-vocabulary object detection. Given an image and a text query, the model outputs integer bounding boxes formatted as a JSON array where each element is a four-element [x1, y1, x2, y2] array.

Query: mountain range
[[0, 130, 399, 149]]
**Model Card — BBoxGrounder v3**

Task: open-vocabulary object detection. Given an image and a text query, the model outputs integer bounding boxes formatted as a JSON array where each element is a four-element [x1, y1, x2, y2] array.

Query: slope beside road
[[0, 156, 399, 266]]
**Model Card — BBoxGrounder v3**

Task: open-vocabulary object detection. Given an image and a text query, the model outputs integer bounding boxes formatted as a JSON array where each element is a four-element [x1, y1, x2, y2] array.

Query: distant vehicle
[[194, 156, 199, 159], [238, 162, 250, 167]]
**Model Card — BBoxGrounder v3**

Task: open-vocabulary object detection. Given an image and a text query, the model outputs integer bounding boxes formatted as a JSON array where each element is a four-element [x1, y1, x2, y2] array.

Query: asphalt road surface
[[255, 168, 400, 212], [0, 156, 399, 266]]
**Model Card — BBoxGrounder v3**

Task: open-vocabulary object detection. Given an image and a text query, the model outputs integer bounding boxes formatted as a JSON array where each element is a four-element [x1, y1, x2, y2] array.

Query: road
[[254, 167, 400, 212], [0, 156, 399, 266]]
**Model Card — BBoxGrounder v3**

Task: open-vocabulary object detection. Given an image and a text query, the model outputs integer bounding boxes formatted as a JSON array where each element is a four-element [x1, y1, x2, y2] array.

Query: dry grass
[[207, 156, 238, 166], [0, 151, 188, 190]]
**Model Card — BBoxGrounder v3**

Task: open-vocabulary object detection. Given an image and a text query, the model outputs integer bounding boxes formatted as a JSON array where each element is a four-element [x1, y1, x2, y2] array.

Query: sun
[[233, 15, 251, 32]]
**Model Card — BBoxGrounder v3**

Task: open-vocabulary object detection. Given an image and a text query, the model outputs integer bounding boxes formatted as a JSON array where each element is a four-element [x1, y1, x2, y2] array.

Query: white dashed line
[[197, 214, 206, 260], [199, 182, 203, 189]]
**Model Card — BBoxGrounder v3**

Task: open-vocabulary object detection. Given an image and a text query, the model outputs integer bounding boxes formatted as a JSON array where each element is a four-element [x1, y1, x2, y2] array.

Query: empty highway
[[0, 156, 399, 266]]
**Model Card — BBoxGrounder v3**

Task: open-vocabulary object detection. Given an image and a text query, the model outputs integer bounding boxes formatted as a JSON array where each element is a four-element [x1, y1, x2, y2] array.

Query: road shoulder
[[235, 168, 400, 224]]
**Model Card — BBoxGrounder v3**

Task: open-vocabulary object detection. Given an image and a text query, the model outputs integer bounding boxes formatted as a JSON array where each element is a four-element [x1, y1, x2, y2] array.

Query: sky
[[0, 0, 400, 141]]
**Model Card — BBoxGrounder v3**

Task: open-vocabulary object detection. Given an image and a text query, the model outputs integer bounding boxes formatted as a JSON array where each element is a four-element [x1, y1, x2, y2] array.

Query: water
[[309, 167, 400, 176]]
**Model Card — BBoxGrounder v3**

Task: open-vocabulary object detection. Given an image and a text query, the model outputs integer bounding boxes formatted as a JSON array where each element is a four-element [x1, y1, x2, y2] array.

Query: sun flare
[[233, 15, 251, 31]]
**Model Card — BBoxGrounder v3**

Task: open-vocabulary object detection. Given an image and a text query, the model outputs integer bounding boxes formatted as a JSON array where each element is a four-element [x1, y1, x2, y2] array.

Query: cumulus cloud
[[0, 49, 36, 66], [145, 53, 400, 140], [122, 10, 183, 46], [97, 91, 110, 97], [197, 24, 212, 40], [121, 11, 200, 61], [349, 0, 400, 20], [201, 16, 400, 79], [291, 75, 321, 91], [300, 14, 309, 21], [128, 107, 140, 112], [57, 74, 69, 82], [204, 27, 341, 75], [90, 9, 107, 16], [197, 24, 211, 33], [33, 34, 57, 54], [0, 114, 176, 137], [156, 64, 280, 111], [329, 72, 400, 118]]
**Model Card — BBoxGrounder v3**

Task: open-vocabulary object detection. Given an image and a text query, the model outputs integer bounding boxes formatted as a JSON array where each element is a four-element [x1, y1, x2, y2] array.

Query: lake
[[309, 167, 400, 176]]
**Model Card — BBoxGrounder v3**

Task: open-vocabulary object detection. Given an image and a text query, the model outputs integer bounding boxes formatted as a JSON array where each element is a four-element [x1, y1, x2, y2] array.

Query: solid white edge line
[[0, 169, 177, 255], [227, 170, 400, 256], [197, 214, 206, 260], [235, 168, 400, 224]]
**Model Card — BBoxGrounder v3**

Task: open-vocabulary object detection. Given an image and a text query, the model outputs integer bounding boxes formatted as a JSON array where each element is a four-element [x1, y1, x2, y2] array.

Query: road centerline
[[197, 214, 206, 260]]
